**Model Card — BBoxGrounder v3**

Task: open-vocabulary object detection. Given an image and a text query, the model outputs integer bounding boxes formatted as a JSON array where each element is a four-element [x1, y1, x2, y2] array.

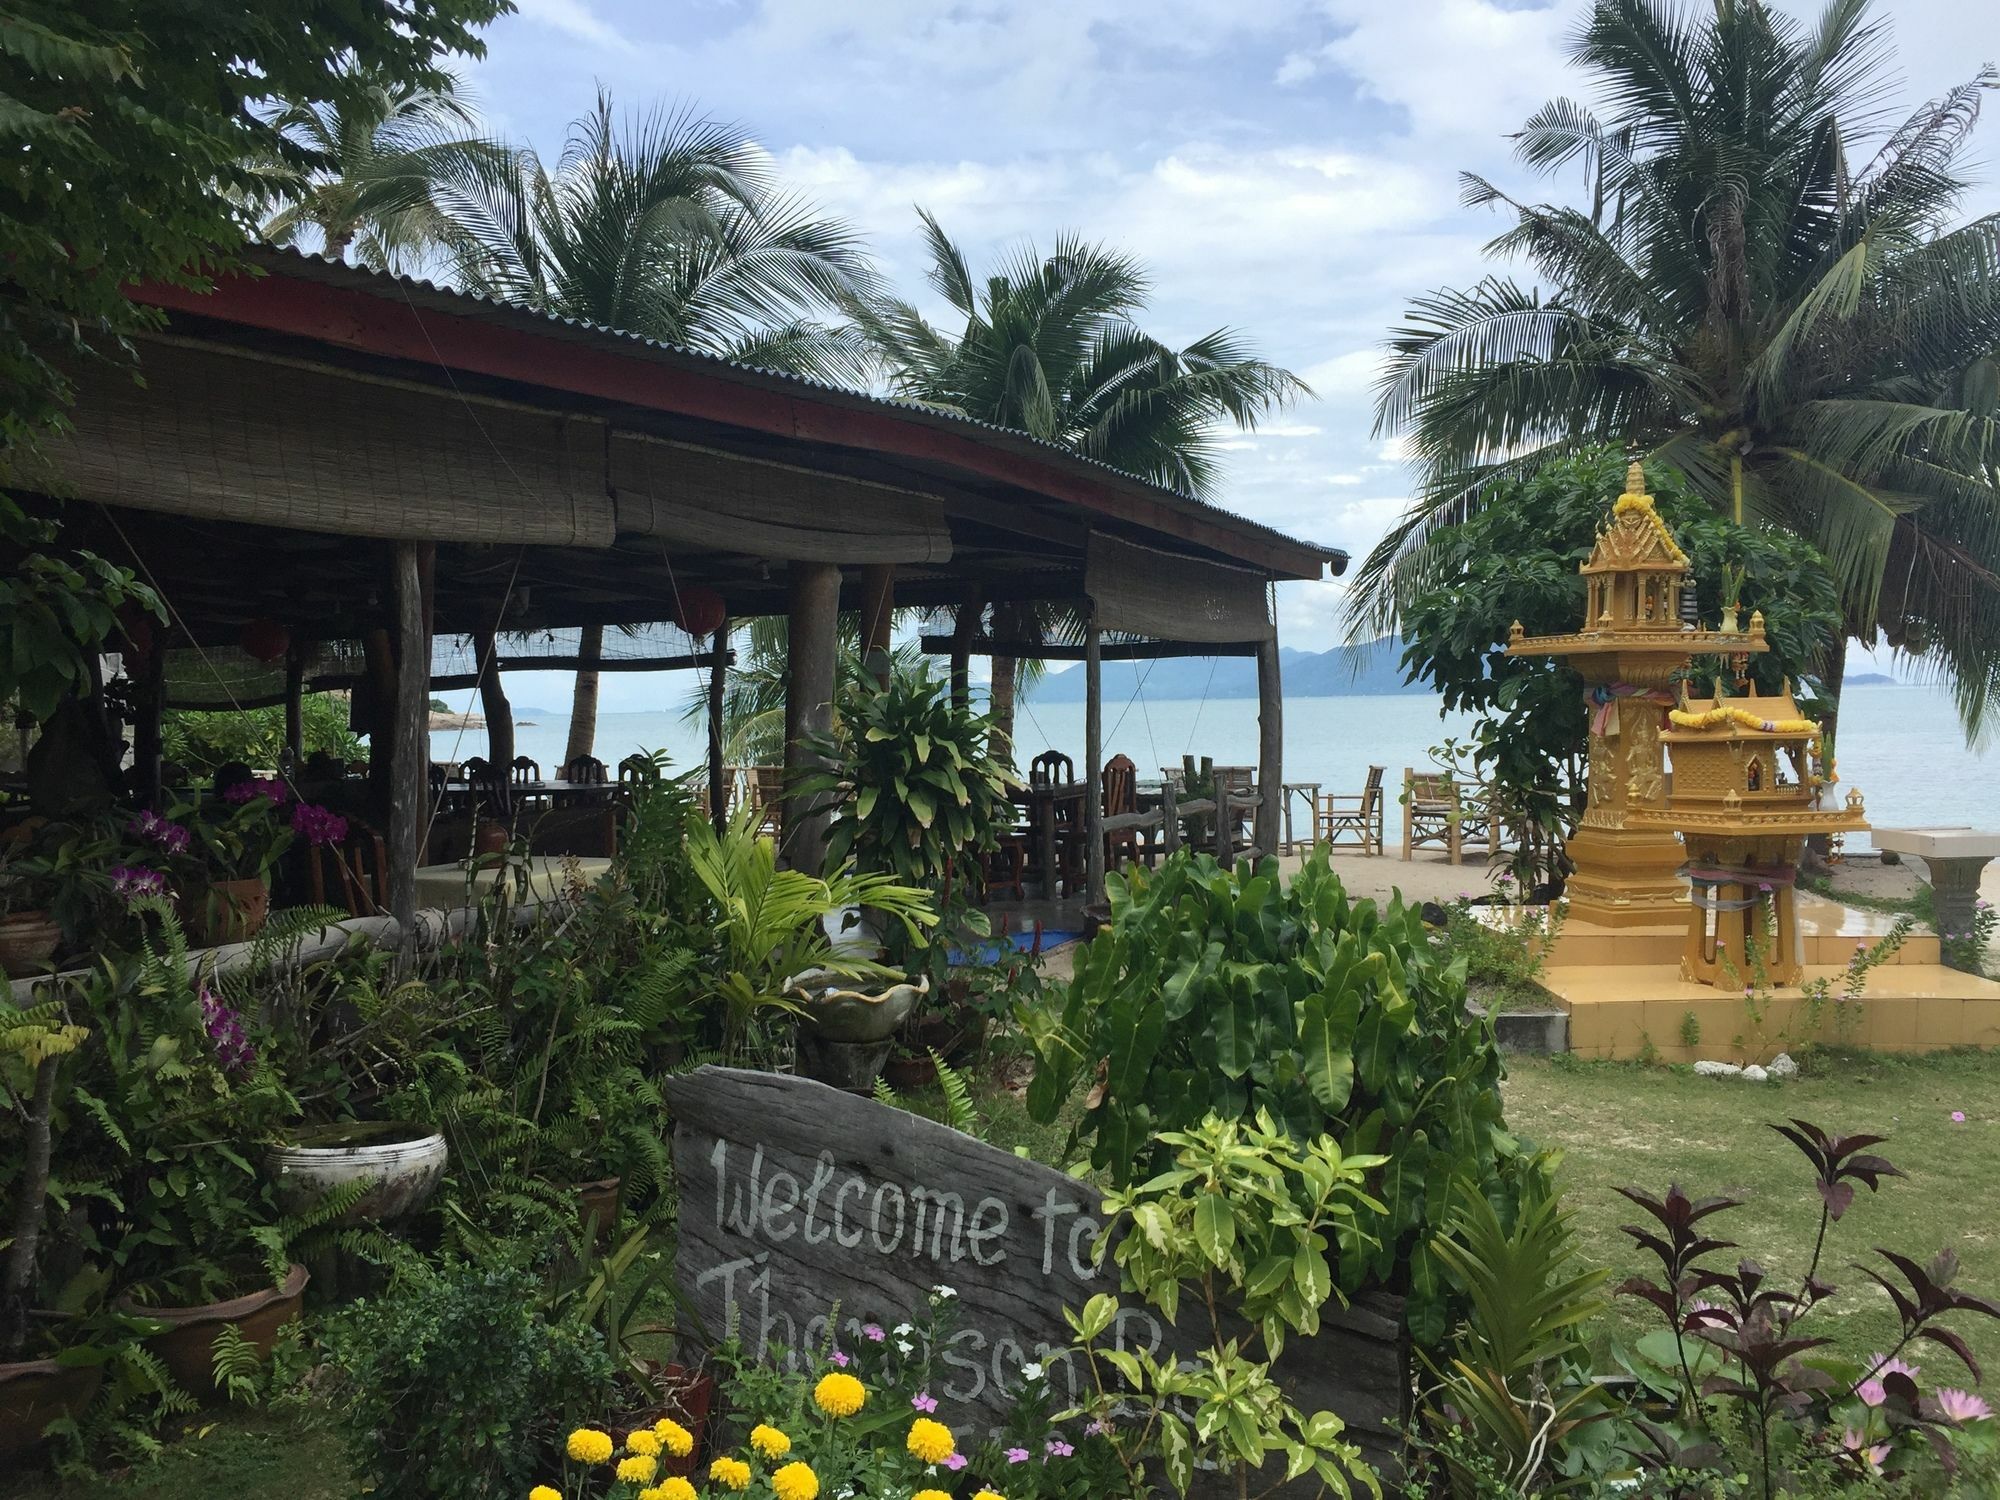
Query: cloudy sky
[[449, 0, 1996, 709]]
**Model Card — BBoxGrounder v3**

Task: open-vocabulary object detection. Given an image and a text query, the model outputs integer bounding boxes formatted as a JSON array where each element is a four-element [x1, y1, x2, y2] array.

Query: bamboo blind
[[1087, 532, 1273, 642]]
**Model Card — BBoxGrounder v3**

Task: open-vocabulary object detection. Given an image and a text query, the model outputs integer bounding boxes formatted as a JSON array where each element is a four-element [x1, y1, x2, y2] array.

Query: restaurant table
[[434, 779, 621, 813], [1010, 783, 1089, 899], [410, 854, 612, 909]]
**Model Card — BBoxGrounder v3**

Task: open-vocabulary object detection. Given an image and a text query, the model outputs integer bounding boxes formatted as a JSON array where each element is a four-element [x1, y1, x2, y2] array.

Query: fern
[[872, 1076, 901, 1109], [209, 1322, 267, 1406], [930, 1051, 983, 1138]]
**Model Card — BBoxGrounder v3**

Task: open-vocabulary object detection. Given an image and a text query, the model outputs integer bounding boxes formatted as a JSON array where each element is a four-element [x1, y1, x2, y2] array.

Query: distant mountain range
[[1030, 639, 1422, 703]]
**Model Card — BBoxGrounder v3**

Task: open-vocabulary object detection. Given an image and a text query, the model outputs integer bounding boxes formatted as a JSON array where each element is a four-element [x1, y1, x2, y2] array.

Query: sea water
[[432, 682, 1993, 850]]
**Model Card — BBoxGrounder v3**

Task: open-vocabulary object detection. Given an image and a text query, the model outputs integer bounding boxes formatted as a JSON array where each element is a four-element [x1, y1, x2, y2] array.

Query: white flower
[[896, 1340, 915, 1355], [1020, 1362, 1044, 1381], [930, 1284, 957, 1301], [893, 1322, 913, 1336]]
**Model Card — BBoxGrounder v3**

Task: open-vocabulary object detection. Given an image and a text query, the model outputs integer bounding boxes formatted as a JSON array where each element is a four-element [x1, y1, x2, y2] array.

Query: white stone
[[1768, 1052, 1798, 1078], [1693, 1060, 1743, 1077], [1743, 1064, 1770, 1083]]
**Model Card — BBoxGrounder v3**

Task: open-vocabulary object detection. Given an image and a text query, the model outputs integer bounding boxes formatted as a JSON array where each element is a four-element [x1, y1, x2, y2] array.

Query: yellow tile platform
[[1544, 961, 2000, 1063]]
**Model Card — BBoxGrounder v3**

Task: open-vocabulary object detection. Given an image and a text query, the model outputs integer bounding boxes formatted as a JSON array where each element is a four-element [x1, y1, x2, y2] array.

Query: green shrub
[[1024, 849, 1530, 1344], [161, 693, 363, 776], [321, 1261, 614, 1500]]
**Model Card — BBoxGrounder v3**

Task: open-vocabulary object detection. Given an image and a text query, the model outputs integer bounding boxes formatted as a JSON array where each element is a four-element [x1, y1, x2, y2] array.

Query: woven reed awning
[[42, 339, 617, 548], [1086, 532, 1273, 642]]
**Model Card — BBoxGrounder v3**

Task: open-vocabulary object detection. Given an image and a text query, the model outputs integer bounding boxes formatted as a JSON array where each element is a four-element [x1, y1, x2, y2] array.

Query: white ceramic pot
[[785, 971, 928, 1043], [264, 1122, 448, 1222]]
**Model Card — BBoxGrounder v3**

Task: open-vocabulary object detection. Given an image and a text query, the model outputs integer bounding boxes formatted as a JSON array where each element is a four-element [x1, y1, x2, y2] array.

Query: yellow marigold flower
[[915, 1491, 955, 1500], [749, 1423, 792, 1459], [654, 1418, 694, 1457], [771, 1460, 819, 1500], [812, 1371, 866, 1418], [617, 1454, 659, 1485], [658, 1481, 697, 1500], [530, 1488, 562, 1500], [709, 1456, 752, 1491], [906, 1417, 955, 1465], [626, 1428, 663, 1457], [567, 1428, 616, 1464], [974, 1491, 1006, 1500]]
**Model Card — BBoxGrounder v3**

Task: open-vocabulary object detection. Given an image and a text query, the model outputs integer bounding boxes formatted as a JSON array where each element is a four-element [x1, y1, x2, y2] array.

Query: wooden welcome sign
[[663, 1067, 1408, 1473]]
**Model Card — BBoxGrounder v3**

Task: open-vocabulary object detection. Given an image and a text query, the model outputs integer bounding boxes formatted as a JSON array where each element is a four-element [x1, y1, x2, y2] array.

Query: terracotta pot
[[265, 1121, 448, 1223], [650, 1364, 717, 1477], [0, 1356, 103, 1460], [883, 1050, 937, 1091], [575, 1175, 622, 1244], [474, 820, 509, 856], [115, 1263, 308, 1397], [0, 910, 62, 977], [187, 877, 269, 947]]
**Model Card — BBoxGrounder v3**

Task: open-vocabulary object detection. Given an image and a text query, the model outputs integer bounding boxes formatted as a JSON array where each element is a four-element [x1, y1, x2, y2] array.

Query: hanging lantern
[[673, 586, 727, 638], [116, 602, 156, 660], [240, 618, 290, 664]]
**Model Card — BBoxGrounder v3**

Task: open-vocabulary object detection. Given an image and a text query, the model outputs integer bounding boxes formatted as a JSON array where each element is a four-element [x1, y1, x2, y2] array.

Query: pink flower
[[911, 1393, 937, 1413], [129, 810, 190, 855], [223, 776, 289, 807], [290, 802, 348, 847], [942, 1454, 967, 1472], [1084, 1420, 1108, 1437], [1857, 1378, 1887, 1407], [1046, 1439, 1074, 1457], [830, 1350, 849, 1368], [863, 1323, 885, 1343], [1937, 1388, 1992, 1424], [1952, 1111, 1967, 1123], [111, 865, 168, 902], [1004, 1447, 1030, 1464], [197, 983, 255, 1072]]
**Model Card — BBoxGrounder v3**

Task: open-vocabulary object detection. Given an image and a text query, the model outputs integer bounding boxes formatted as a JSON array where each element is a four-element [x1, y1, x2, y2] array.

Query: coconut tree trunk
[[565, 624, 604, 766], [989, 655, 1017, 768]]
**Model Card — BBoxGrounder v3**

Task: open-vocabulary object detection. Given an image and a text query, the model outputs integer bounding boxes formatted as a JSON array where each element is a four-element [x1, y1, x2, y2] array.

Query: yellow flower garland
[[1668, 705, 1818, 737], [1611, 490, 1688, 564]]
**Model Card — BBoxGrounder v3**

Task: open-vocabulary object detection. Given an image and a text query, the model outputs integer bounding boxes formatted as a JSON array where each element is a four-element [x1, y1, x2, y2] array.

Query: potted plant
[[171, 782, 347, 946], [65, 907, 310, 1396], [0, 842, 61, 977], [263, 1119, 449, 1224]]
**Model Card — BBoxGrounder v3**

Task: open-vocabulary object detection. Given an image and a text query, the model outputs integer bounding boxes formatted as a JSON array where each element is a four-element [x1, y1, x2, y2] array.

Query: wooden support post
[[708, 617, 729, 836], [362, 627, 396, 818], [387, 543, 434, 938], [859, 563, 896, 686], [783, 562, 842, 871], [132, 637, 165, 809], [1255, 632, 1283, 860], [1161, 779, 1180, 856], [473, 627, 514, 775], [949, 593, 980, 713], [1084, 616, 1103, 906], [282, 641, 306, 769]]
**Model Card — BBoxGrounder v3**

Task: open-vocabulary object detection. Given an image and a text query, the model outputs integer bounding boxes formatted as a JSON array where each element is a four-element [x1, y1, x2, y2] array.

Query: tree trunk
[[474, 628, 515, 774], [0, 1056, 60, 1359], [565, 624, 604, 767], [990, 655, 1018, 768]]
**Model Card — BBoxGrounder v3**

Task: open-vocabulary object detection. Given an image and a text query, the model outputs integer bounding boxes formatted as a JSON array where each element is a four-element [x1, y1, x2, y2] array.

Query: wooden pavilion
[[21, 247, 1344, 929]]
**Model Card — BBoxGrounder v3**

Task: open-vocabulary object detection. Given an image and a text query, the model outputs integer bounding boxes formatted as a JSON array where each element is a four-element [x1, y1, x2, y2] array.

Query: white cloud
[[1325, 473, 1362, 485], [511, 0, 629, 48]]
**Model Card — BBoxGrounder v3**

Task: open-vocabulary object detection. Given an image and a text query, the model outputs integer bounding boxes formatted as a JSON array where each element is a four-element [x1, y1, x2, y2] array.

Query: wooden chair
[[462, 756, 491, 781], [1029, 750, 1075, 788], [1214, 765, 1256, 858], [510, 756, 542, 783], [617, 754, 658, 784], [698, 766, 737, 821], [979, 838, 1027, 902], [556, 754, 607, 809], [1402, 769, 1467, 864], [749, 765, 786, 838], [1317, 766, 1385, 855], [308, 825, 391, 917], [1101, 753, 1148, 870]]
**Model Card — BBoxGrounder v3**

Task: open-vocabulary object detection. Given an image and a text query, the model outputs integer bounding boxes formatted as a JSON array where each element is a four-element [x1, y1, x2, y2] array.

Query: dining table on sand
[[434, 778, 622, 813], [410, 854, 612, 910]]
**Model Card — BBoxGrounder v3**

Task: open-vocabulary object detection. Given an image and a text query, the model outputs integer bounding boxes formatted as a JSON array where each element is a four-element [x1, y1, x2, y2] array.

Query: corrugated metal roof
[[227, 245, 1346, 573]]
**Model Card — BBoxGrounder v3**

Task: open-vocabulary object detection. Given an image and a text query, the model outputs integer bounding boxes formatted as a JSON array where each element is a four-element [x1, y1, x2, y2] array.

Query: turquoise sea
[[432, 682, 1992, 852]]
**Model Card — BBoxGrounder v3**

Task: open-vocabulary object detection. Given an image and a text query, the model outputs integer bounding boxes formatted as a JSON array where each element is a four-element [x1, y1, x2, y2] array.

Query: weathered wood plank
[[663, 1067, 1408, 1479]]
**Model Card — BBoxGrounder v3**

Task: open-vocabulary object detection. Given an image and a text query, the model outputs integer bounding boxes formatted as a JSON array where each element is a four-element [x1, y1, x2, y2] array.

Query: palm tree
[[1352, 0, 2000, 736], [432, 93, 879, 758], [848, 211, 1309, 753], [259, 70, 497, 269]]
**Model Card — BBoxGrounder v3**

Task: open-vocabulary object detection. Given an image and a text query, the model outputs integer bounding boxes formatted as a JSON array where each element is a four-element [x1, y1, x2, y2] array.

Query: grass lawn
[[13, 1410, 348, 1500], [1502, 1047, 2000, 1376]]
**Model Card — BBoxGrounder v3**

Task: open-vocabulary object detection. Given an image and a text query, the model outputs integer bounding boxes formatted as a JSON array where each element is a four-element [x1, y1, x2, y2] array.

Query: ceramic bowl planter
[[787, 972, 928, 1094], [114, 1263, 308, 1397], [0, 1355, 103, 1460], [264, 1121, 448, 1223], [0, 911, 62, 977], [187, 877, 269, 947], [575, 1175, 622, 1245]]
